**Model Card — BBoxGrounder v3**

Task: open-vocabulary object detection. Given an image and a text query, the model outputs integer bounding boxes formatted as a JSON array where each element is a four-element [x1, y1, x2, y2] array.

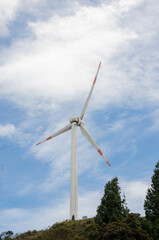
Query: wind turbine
[[36, 62, 111, 220]]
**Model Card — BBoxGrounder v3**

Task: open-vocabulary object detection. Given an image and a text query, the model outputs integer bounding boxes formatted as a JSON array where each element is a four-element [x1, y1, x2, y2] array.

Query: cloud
[[0, 178, 149, 233], [0, 0, 156, 196], [119, 0, 144, 12], [148, 109, 159, 132], [0, 0, 66, 37], [0, 1, 138, 112], [0, 0, 159, 233], [0, 190, 101, 233], [120, 179, 149, 215], [0, 0, 146, 165], [0, 124, 16, 137], [18, 184, 33, 196], [0, 0, 20, 36], [0, 0, 158, 120]]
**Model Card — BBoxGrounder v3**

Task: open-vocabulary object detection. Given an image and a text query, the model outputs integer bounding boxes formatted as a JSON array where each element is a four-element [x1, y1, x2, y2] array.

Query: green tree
[[144, 162, 159, 222], [95, 177, 129, 224], [144, 162, 159, 239], [0, 231, 13, 240]]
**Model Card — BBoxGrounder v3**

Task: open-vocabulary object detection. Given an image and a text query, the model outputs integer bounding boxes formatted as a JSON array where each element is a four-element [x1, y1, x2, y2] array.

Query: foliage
[[3, 169, 159, 240], [141, 218, 159, 240], [0, 231, 13, 240], [1, 216, 152, 240], [123, 213, 152, 240], [104, 221, 136, 240], [144, 162, 159, 222], [12, 218, 95, 240], [144, 161, 159, 239], [89, 214, 151, 240], [95, 177, 129, 224]]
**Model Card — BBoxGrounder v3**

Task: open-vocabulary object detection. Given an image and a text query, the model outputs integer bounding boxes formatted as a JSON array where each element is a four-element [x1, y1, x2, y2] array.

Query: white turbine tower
[[36, 62, 111, 220]]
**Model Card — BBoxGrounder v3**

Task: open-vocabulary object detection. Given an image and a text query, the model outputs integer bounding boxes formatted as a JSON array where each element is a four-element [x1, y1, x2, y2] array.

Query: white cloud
[[18, 184, 33, 196], [119, 0, 144, 12], [0, 179, 149, 233], [0, 204, 69, 233], [0, 0, 63, 37], [107, 119, 125, 132], [120, 179, 149, 215], [0, 0, 158, 118], [0, 0, 148, 181], [0, 1, 138, 112], [0, 0, 159, 233], [0, 0, 19, 36], [0, 124, 16, 137], [148, 109, 159, 132], [0, 190, 100, 233], [0, 0, 156, 176]]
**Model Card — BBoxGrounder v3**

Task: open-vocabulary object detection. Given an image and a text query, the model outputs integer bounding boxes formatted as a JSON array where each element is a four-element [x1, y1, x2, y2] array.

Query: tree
[[0, 231, 13, 240], [102, 214, 152, 240], [144, 162, 159, 222], [144, 162, 159, 239], [95, 177, 129, 224]]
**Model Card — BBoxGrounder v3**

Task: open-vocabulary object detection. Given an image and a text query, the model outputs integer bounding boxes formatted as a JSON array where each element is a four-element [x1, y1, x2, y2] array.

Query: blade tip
[[107, 162, 111, 167]]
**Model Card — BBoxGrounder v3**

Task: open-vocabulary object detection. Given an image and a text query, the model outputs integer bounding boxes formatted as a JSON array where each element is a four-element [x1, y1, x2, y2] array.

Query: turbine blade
[[80, 61, 101, 120], [80, 124, 111, 167], [36, 123, 72, 146]]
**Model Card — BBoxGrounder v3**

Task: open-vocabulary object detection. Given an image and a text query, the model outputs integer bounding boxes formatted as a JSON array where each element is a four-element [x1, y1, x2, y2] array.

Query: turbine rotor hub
[[70, 116, 78, 123], [70, 116, 84, 126]]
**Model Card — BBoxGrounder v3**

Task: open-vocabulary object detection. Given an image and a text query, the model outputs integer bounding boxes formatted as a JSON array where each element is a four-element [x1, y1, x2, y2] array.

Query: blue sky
[[0, 0, 159, 234]]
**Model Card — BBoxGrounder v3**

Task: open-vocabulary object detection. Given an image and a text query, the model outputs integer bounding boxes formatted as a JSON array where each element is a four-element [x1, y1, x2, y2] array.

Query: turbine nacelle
[[70, 116, 84, 126]]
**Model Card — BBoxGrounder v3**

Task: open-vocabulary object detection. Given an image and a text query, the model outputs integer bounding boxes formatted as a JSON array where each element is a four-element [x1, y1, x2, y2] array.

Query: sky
[[0, 0, 159, 234]]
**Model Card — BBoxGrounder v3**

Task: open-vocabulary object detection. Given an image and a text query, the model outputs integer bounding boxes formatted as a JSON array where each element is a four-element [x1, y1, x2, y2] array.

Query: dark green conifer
[[144, 162, 159, 239], [144, 162, 159, 222], [95, 177, 129, 224]]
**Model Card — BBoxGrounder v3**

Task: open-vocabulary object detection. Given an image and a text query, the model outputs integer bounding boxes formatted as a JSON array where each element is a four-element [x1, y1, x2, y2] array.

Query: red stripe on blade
[[46, 136, 52, 141], [98, 149, 103, 156], [36, 142, 41, 146], [107, 161, 111, 167], [93, 76, 97, 84]]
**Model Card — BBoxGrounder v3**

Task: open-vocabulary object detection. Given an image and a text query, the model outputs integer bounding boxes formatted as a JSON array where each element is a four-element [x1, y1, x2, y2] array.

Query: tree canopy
[[144, 161, 159, 222], [95, 177, 129, 224], [144, 161, 159, 239]]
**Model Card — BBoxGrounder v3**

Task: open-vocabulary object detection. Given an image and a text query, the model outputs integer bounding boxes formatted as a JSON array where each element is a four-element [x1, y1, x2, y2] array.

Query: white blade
[[36, 123, 72, 146], [80, 61, 101, 120], [80, 124, 111, 167]]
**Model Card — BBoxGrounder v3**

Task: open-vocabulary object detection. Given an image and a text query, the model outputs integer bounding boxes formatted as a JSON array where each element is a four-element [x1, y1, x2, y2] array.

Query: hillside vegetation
[[1, 161, 159, 240], [7, 215, 151, 240]]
